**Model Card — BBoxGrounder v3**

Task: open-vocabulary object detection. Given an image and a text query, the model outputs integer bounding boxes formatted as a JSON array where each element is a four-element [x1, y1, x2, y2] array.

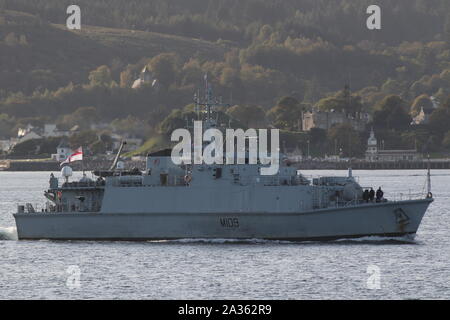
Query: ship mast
[[193, 73, 229, 130], [427, 154, 432, 196]]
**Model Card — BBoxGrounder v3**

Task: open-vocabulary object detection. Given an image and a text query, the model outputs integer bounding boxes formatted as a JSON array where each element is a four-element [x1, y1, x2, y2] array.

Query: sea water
[[0, 170, 449, 299]]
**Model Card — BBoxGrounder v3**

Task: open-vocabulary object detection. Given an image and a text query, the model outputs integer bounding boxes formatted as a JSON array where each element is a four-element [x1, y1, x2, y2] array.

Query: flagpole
[[60, 147, 83, 170], [81, 146, 85, 175]]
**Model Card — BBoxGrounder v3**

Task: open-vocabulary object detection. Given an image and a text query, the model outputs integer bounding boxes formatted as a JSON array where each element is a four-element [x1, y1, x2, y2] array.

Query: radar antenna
[[193, 74, 230, 129]]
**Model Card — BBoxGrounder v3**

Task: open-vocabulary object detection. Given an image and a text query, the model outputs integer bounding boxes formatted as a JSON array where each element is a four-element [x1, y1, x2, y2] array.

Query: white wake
[[0, 226, 18, 240], [149, 235, 417, 245], [150, 238, 295, 245], [335, 235, 417, 244]]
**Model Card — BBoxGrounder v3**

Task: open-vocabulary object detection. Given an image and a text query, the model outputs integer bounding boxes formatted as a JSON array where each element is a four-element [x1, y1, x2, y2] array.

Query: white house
[[43, 124, 58, 137], [18, 131, 42, 144], [17, 124, 34, 138], [132, 66, 159, 90], [52, 139, 72, 161], [0, 140, 13, 152]]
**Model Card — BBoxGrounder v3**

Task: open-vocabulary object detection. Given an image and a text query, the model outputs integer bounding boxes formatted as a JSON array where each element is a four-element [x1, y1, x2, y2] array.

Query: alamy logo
[[171, 121, 280, 176], [66, 5, 81, 30], [66, 265, 81, 289], [366, 5, 381, 30], [366, 265, 381, 289]]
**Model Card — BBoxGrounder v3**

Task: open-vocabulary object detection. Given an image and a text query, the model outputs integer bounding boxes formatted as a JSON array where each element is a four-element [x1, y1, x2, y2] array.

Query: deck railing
[[19, 201, 101, 214]]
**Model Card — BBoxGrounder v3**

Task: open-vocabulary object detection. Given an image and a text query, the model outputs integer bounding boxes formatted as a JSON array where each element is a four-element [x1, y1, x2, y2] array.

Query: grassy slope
[[74, 24, 228, 157], [0, 11, 115, 85], [0, 10, 229, 93], [55, 24, 230, 62], [123, 134, 168, 157], [1, 10, 231, 155]]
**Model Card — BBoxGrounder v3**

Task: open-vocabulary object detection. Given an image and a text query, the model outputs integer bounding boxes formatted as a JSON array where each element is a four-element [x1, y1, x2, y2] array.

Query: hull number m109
[[220, 217, 239, 228]]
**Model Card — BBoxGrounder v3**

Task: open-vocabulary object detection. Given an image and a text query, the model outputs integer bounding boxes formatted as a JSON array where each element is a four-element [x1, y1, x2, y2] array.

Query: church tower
[[366, 128, 378, 161]]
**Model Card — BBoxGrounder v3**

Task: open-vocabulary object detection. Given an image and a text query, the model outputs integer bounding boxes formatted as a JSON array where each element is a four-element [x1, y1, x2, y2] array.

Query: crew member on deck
[[363, 189, 370, 203], [369, 188, 375, 202], [376, 187, 384, 202]]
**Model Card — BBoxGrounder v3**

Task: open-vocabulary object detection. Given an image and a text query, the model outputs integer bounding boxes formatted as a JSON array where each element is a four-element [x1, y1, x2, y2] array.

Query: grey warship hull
[[13, 86, 434, 242], [14, 198, 432, 241]]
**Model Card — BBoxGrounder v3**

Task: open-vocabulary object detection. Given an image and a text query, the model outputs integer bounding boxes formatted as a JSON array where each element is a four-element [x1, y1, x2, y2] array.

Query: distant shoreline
[[294, 161, 450, 170], [1, 159, 450, 171], [0, 159, 146, 172]]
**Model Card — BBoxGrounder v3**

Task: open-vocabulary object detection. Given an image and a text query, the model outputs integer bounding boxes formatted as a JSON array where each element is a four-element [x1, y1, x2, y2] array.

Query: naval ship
[[13, 87, 433, 241]]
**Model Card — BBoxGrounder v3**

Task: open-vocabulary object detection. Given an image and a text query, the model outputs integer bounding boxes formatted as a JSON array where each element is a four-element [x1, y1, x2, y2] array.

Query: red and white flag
[[60, 147, 83, 166]]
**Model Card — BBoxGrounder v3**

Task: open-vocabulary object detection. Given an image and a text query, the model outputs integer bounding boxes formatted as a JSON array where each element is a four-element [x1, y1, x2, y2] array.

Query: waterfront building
[[302, 109, 371, 132], [52, 139, 72, 162], [365, 128, 422, 162]]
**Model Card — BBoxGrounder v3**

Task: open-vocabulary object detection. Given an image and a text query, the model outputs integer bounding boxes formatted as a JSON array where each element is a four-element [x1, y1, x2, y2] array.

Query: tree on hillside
[[88, 65, 113, 87], [267, 96, 304, 131], [381, 78, 404, 95], [159, 105, 244, 138], [303, 78, 322, 103], [316, 86, 363, 116], [327, 124, 363, 158], [0, 113, 15, 138], [111, 116, 149, 138], [226, 104, 266, 128], [428, 96, 450, 136], [90, 132, 113, 154], [180, 58, 203, 86], [69, 130, 99, 150], [4, 32, 19, 46], [60, 107, 99, 130], [119, 68, 134, 88], [401, 128, 437, 152], [373, 95, 411, 130], [149, 53, 179, 88], [410, 94, 433, 116], [220, 67, 241, 89], [9, 137, 60, 157], [440, 69, 450, 84], [442, 130, 450, 150], [159, 109, 196, 137], [307, 128, 327, 156]]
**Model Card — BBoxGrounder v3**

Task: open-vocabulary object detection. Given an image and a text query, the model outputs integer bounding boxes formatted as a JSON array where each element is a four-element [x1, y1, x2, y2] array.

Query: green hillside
[[1, 1, 450, 158], [59, 24, 230, 62], [0, 10, 228, 95]]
